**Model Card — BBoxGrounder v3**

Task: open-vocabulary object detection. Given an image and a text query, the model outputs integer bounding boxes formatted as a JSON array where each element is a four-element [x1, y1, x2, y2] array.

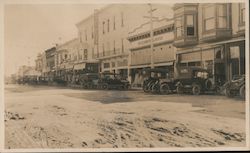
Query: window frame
[[185, 14, 196, 36], [203, 5, 216, 32], [216, 4, 228, 29], [175, 16, 184, 38], [239, 3, 245, 26]]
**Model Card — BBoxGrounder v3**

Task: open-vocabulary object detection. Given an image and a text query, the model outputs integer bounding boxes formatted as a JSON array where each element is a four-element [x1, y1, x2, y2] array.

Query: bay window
[[186, 15, 195, 36], [217, 4, 227, 28], [239, 3, 245, 25], [175, 16, 183, 38], [203, 5, 215, 31]]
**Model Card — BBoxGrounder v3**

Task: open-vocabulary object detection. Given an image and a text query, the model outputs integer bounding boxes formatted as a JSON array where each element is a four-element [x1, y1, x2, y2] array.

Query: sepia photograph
[[0, 0, 249, 152]]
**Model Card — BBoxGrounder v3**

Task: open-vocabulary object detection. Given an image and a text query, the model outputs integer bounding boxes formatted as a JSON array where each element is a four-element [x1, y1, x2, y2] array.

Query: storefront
[[176, 38, 245, 84], [225, 40, 245, 81], [176, 45, 226, 85], [127, 20, 175, 87]]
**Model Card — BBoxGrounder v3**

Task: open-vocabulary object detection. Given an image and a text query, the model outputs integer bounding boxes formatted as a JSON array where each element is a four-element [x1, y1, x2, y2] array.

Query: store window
[[239, 3, 245, 25], [104, 63, 110, 68]]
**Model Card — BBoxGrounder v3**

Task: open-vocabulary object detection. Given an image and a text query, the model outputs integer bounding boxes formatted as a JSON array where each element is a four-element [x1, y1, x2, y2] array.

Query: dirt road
[[4, 85, 246, 149]]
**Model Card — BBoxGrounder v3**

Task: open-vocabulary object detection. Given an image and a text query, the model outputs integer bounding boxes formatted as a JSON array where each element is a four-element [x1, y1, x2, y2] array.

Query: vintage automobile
[[37, 76, 49, 85], [97, 72, 130, 90], [79, 73, 99, 89], [142, 68, 176, 94], [175, 67, 218, 95], [224, 75, 245, 99], [53, 76, 67, 86]]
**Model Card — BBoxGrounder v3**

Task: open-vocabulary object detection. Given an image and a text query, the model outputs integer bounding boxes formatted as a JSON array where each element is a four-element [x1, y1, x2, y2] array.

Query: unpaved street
[[4, 85, 246, 149]]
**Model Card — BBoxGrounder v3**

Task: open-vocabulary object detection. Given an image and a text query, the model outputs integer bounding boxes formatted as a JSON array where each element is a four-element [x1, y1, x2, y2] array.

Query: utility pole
[[144, 3, 158, 68]]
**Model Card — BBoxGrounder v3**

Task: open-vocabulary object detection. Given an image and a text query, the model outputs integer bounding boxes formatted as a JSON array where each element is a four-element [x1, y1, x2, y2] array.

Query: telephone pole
[[144, 4, 158, 68]]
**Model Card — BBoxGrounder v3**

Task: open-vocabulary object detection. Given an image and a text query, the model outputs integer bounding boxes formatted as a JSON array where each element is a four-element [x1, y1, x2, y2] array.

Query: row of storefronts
[[33, 3, 245, 87]]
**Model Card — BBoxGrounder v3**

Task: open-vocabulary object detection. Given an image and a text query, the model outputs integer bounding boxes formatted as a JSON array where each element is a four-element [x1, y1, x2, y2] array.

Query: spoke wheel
[[160, 84, 170, 95], [192, 84, 201, 95]]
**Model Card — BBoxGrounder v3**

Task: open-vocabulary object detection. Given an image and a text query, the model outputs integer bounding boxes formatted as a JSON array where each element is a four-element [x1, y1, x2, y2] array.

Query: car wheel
[[225, 87, 234, 98], [102, 84, 108, 90], [192, 84, 201, 95], [205, 79, 213, 90], [143, 83, 151, 93], [240, 85, 245, 99], [124, 84, 130, 90], [176, 85, 183, 94], [151, 84, 160, 94], [160, 83, 170, 95]]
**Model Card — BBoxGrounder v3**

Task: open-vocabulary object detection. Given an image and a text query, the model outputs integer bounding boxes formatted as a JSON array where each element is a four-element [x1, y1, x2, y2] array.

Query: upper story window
[[175, 16, 183, 38], [202, 4, 230, 32], [91, 26, 94, 39], [217, 4, 227, 28], [121, 12, 124, 27], [113, 16, 116, 30], [79, 32, 82, 42], [107, 19, 110, 32], [103, 21, 105, 34], [239, 3, 245, 25], [186, 15, 195, 36], [84, 49, 88, 60], [85, 30, 87, 41], [203, 5, 216, 31], [121, 38, 124, 52], [113, 40, 116, 53]]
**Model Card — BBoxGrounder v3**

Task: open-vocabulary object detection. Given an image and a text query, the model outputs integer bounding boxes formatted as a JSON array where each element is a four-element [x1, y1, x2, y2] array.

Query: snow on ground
[[4, 85, 246, 149]]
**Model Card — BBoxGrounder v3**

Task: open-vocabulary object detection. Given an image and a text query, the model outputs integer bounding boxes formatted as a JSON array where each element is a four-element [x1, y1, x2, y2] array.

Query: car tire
[[160, 83, 170, 95], [205, 79, 213, 90], [102, 84, 108, 90], [143, 81, 153, 93], [176, 85, 183, 94], [240, 85, 245, 99], [192, 84, 201, 95], [151, 84, 160, 94], [225, 87, 234, 97]]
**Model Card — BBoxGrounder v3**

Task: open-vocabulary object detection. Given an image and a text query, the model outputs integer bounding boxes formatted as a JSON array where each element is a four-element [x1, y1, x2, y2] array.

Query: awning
[[154, 61, 174, 67], [74, 63, 86, 70]]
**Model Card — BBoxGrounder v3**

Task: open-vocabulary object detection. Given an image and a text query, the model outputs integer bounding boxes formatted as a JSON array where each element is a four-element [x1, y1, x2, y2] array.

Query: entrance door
[[230, 58, 240, 79], [214, 63, 226, 85]]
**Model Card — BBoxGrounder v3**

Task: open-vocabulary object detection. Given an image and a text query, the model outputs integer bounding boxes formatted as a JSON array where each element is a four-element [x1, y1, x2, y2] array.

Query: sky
[[4, 4, 106, 76], [3, 3, 173, 76]]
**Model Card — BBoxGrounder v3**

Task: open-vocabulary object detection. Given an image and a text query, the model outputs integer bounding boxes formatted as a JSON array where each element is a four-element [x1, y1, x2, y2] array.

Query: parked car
[[142, 68, 176, 94], [53, 76, 67, 86], [175, 67, 218, 95], [79, 73, 99, 89], [97, 72, 130, 90], [224, 75, 245, 99]]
